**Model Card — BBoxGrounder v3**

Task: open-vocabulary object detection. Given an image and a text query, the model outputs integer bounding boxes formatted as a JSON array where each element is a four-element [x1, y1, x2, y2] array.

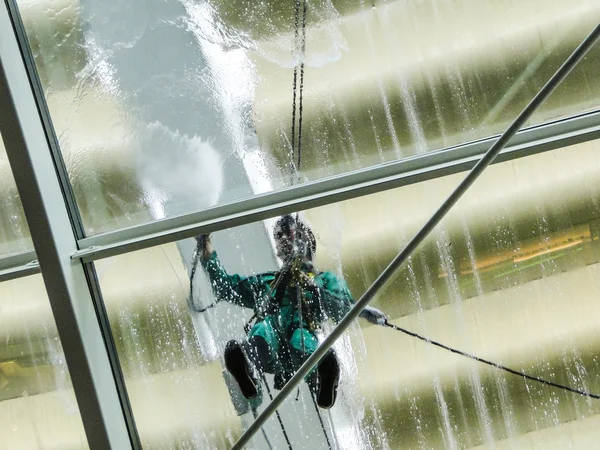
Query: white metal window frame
[[0, 0, 599, 446]]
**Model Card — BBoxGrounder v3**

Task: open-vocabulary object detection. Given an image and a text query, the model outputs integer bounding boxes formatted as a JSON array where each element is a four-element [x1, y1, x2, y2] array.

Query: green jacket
[[201, 251, 355, 329]]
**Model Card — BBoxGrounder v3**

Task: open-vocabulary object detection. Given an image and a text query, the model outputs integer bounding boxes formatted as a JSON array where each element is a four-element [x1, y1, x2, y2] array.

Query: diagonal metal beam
[[73, 108, 600, 263], [230, 23, 600, 450]]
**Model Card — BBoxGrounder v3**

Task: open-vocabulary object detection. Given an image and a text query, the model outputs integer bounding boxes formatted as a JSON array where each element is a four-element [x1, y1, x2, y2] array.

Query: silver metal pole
[[231, 23, 600, 450]]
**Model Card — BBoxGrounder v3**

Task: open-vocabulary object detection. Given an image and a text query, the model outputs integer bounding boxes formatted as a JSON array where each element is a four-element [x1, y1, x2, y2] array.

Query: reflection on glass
[[14, 0, 600, 235], [98, 138, 600, 448], [0, 274, 88, 449], [0, 134, 32, 255]]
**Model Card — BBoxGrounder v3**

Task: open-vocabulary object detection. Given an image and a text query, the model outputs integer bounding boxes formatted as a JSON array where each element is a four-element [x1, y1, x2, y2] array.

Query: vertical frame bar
[[0, 1, 139, 448]]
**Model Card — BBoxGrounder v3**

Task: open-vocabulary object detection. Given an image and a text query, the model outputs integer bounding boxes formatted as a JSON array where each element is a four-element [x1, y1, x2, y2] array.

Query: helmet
[[273, 214, 316, 260]]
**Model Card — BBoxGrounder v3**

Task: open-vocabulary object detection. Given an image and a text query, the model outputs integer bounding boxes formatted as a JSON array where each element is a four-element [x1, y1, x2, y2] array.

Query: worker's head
[[273, 214, 316, 261]]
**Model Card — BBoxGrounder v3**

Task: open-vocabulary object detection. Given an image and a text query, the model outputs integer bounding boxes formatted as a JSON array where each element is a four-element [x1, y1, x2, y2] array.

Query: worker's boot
[[314, 350, 340, 409], [224, 340, 259, 399]]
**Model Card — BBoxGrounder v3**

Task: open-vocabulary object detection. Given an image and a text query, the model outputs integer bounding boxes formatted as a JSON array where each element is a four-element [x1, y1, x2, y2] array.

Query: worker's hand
[[195, 234, 213, 260], [359, 305, 387, 326]]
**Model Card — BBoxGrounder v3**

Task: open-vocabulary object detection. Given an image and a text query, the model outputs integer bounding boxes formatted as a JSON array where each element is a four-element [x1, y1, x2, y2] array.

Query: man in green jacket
[[197, 214, 386, 409]]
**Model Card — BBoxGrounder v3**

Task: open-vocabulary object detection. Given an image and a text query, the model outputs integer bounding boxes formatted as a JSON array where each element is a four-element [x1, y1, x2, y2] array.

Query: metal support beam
[[230, 23, 600, 450], [73, 108, 600, 263], [0, 1, 135, 449]]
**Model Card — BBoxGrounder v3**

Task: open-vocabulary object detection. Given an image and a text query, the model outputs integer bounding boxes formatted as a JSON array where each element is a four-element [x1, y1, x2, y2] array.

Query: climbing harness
[[380, 319, 600, 400]]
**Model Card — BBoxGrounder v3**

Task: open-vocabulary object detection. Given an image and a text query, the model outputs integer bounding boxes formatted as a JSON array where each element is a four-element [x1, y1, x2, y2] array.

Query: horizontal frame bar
[[73, 109, 600, 263], [0, 249, 36, 271], [0, 259, 39, 282]]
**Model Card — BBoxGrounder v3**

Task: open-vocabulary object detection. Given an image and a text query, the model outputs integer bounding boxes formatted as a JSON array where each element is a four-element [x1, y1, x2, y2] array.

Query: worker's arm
[[312, 272, 387, 325], [196, 235, 263, 310]]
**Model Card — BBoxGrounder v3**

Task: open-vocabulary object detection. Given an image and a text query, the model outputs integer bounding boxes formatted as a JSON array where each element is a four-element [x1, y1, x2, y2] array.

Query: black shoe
[[224, 340, 259, 399], [316, 351, 340, 409]]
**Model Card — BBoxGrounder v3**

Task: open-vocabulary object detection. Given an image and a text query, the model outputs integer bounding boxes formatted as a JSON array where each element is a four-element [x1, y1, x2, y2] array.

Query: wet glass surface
[[95, 137, 600, 449], [0, 133, 32, 256], [13, 0, 600, 236], [0, 274, 89, 449]]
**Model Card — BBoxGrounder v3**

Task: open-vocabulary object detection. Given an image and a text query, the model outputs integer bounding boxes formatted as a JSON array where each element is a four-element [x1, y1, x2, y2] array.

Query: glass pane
[[0, 274, 88, 449], [15, 0, 600, 236], [97, 136, 600, 448], [0, 133, 32, 255]]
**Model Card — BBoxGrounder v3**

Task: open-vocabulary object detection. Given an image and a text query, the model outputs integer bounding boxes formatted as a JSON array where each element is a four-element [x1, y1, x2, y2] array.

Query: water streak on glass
[[0, 274, 88, 449], [0, 134, 32, 256]]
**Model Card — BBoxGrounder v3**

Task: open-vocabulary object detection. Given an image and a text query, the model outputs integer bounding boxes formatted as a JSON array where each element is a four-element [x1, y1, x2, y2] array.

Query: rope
[[289, 6, 334, 447], [250, 407, 274, 450], [297, 0, 307, 173], [258, 371, 294, 450], [381, 320, 600, 399], [310, 395, 333, 449], [290, 0, 308, 179]]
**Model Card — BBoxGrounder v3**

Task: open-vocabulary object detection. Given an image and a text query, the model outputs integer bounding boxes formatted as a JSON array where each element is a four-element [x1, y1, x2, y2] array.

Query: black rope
[[310, 394, 333, 449], [251, 406, 274, 450], [258, 371, 294, 450], [289, 6, 335, 444], [296, 0, 307, 172], [381, 320, 600, 399], [290, 0, 308, 417], [290, 0, 308, 178], [290, 69, 299, 175]]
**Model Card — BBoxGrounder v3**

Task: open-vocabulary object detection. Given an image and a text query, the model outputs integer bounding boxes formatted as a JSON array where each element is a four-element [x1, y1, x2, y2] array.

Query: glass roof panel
[[14, 0, 600, 239], [0, 274, 88, 449], [0, 128, 33, 257]]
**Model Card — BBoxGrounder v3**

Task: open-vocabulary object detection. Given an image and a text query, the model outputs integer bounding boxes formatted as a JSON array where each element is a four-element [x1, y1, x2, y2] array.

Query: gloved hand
[[195, 234, 213, 260], [359, 305, 387, 326]]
